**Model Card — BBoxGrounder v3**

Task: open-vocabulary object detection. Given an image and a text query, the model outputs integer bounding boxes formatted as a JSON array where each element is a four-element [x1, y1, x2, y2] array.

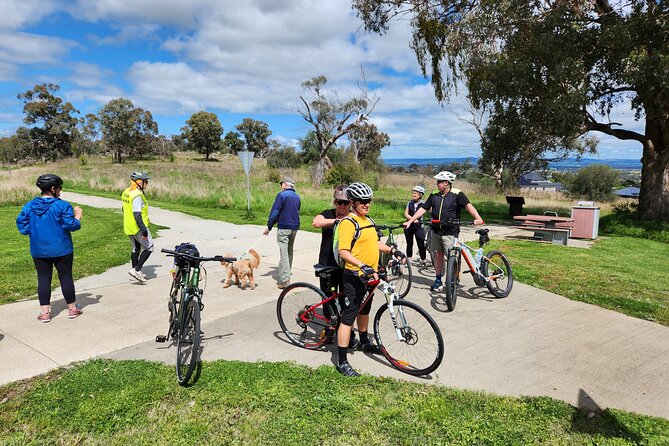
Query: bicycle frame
[[451, 238, 506, 284], [299, 277, 410, 344]]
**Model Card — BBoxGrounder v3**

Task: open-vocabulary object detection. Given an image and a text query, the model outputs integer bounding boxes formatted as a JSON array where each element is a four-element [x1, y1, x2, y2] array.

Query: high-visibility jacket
[[122, 187, 149, 235]]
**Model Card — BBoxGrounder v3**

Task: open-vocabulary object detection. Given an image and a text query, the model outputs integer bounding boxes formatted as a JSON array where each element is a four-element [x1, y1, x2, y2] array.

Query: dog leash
[[237, 235, 265, 259]]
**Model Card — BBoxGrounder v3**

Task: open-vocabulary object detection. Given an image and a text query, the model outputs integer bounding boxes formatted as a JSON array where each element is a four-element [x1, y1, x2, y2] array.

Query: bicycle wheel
[[374, 300, 444, 376], [277, 282, 332, 349], [444, 254, 460, 312], [385, 257, 412, 298], [176, 297, 201, 386], [481, 250, 513, 298]]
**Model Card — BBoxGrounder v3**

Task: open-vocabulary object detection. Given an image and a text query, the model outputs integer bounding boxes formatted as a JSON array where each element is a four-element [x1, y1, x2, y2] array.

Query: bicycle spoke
[[277, 283, 331, 349]]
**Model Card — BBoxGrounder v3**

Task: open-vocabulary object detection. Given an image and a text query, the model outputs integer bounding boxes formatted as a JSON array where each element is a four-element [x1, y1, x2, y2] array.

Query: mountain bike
[[157, 245, 236, 386], [276, 264, 444, 376], [377, 224, 412, 298], [442, 224, 513, 312]]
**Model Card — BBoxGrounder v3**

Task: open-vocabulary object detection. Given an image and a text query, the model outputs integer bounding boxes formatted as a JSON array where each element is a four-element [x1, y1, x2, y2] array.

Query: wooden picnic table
[[512, 215, 575, 245]]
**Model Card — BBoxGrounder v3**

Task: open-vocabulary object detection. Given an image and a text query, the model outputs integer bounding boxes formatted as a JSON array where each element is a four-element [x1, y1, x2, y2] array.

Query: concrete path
[[1, 192, 667, 420]]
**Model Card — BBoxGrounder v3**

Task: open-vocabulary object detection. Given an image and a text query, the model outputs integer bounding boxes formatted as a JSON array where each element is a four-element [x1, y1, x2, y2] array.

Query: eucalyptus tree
[[222, 131, 245, 154], [17, 83, 79, 161], [180, 111, 223, 160], [298, 75, 377, 185], [235, 118, 272, 158], [347, 122, 390, 168], [98, 98, 158, 163], [354, 0, 669, 220]]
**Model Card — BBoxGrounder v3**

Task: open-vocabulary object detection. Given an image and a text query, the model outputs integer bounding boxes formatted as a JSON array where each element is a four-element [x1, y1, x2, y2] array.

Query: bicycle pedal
[[155, 335, 167, 343]]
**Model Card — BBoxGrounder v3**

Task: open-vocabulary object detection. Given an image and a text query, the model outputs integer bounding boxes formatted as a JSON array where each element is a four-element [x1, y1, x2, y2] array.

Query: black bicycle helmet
[[346, 182, 373, 201], [130, 171, 151, 181], [36, 174, 63, 192]]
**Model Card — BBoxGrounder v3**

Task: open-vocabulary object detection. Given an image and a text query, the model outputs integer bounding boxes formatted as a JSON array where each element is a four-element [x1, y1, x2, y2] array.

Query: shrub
[[562, 164, 619, 201]]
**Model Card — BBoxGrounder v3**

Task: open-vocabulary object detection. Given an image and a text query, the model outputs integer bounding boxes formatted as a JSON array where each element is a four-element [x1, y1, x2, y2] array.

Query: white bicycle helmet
[[434, 171, 456, 183], [412, 185, 425, 195], [346, 182, 373, 201]]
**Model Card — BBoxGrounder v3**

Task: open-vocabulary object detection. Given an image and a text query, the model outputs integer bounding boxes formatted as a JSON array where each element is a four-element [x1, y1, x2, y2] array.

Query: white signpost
[[238, 150, 255, 214]]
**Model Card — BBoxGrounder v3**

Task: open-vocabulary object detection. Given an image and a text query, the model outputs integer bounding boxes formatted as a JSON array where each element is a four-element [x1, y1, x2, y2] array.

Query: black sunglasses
[[335, 200, 350, 206], [357, 199, 372, 205]]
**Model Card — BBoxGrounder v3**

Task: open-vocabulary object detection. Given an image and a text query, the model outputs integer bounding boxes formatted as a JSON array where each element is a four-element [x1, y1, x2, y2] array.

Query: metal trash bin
[[506, 196, 525, 218], [571, 201, 600, 239]]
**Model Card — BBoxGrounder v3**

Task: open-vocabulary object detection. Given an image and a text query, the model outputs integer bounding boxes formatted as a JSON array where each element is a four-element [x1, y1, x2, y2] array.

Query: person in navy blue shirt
[[16, 174, 83, 322], [263, 177, 301, 289]]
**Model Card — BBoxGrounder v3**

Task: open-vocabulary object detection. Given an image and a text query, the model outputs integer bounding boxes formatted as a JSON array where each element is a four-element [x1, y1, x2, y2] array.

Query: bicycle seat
[[313, 264, 340, 278], [475, 228, 489, 236]]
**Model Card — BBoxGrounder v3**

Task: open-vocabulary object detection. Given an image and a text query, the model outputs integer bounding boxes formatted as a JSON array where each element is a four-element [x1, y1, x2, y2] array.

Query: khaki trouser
[[277, 228, 298, 283]]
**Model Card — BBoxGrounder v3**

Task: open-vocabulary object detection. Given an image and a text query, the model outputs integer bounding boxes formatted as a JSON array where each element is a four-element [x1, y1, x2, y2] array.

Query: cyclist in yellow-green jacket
[[122, 171, 152, 282]]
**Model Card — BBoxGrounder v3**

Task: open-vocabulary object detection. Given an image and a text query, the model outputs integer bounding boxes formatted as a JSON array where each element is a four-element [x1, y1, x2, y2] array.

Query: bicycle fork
[[379, 283, 409, 341]]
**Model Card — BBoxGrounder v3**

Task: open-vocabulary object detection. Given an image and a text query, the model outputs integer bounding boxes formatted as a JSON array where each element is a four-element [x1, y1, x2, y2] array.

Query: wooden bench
[[510, 225, 571, 245]]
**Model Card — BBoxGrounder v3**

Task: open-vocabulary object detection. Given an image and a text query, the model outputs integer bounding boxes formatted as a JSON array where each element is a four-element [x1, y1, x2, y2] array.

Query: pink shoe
[[68, 307, 83, 319], [37, 312, 51, 323]]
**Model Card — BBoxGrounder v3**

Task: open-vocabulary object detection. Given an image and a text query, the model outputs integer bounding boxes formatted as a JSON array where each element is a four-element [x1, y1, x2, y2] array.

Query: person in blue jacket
[[16, 174, 83, 322], [263, 176, 301, 289]]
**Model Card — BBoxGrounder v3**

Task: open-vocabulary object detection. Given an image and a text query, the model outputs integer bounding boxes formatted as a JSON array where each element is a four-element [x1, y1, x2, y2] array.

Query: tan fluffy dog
[[221, 249, 260, 290]]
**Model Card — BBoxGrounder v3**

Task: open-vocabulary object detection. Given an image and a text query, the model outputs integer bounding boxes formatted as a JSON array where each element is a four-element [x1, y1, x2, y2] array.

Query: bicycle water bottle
[[474, 247, 484, 265]]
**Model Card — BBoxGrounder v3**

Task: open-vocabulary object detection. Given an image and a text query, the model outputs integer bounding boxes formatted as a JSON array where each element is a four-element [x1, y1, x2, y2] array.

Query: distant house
[[518, 172, 563, 192], [614, 187, 640, 198]]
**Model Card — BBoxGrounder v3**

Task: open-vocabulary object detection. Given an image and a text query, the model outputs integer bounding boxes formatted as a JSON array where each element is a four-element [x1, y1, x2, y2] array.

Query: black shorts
[[339, 269, 373, 326]]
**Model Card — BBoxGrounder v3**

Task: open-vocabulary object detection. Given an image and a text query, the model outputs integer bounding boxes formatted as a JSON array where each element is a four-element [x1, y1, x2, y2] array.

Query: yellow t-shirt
[[338, 213, 379, 273]]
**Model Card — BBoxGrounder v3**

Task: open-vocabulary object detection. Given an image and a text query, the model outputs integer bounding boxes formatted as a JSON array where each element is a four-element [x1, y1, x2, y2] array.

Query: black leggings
[[33, 253, 76, 306], [404, 224, 426, 260]]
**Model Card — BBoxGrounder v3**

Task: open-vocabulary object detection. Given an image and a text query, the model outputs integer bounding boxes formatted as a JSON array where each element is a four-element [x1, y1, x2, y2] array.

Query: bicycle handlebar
[[377, 223, 405, 231], [161, 248, 237, 263]]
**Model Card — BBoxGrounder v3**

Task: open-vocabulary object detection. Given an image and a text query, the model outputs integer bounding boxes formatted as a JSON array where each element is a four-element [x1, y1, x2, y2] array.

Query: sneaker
[[68, 307, 83, 319], [128, 268, 146, 282], [138, 270, 148, 281], [430, 279, 444, 291], [37, 312, 51, 323], [336, 361, 360, 377], [277, 281, 290, 289], [359, 341, 382, 354]]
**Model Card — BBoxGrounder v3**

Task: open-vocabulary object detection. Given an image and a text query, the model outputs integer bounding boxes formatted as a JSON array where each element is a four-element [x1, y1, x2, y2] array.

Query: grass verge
[[0, 204, 161, 304], [484, 237, 669, 325], [0, 359, 667, 445]]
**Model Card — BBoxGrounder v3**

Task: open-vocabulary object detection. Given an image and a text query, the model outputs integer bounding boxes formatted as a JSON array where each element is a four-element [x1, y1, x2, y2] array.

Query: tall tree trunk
[[313, 157, 327, 186], [638, 129, 669, 221]]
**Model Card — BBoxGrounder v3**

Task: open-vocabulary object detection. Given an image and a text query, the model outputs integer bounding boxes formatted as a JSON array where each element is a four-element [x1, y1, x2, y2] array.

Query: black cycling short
[[339, 269, 373, 326]]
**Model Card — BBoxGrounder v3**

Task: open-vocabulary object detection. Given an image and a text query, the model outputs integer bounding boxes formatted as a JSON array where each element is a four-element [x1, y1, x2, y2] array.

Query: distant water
[[382, 157, 642, 171]]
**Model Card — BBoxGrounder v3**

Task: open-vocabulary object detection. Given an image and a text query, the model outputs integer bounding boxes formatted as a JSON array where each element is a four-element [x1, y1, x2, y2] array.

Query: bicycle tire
[[481, 250, 513, 298], [385, 257, 412, 299], [444, 254, 459, 312], [374, 299, 444, 376], [277, 282, 332, 349], [176, 297, 201, 386]]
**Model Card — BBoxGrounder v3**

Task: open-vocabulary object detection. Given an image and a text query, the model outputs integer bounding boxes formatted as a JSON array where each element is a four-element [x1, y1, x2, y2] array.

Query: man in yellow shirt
[[122, 171, 153, 282], [336, 182, 406, 377]]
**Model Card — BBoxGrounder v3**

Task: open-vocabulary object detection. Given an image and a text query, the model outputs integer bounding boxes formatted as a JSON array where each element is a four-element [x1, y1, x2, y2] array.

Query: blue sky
[[0, 0, 644, 160]]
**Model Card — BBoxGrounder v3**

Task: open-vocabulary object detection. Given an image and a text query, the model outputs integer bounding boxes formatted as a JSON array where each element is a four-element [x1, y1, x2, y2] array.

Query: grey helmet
[[130, 171, 151, 181], [36, 174, 63, 192], [346, 182, 373, 201], [412, 185, 425, 195]]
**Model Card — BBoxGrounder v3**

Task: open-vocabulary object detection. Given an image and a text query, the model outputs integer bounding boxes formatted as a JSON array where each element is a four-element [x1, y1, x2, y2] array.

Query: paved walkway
[[1, 192, 667, 419]]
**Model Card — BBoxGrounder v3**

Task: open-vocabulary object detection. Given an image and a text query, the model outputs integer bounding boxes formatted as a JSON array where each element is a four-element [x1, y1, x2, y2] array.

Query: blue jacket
[[267, 188, 301, 230], [16, 197, 81, 258]]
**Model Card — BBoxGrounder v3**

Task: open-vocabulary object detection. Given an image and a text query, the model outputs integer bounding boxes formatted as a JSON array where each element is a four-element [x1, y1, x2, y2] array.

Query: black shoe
[[348, 335, 359, 349], [359, 341, 382, 355], [336, 361, 360, 377]]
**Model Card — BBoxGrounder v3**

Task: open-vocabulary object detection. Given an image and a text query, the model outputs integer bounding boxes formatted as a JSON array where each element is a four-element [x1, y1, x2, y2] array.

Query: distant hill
[[382, 157, 642, 171]]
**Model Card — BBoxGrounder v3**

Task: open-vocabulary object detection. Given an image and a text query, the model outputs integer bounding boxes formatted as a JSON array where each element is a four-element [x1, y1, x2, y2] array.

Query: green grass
[[0, 204, 160, 304], [482, 237, 669, 325], [1, 359, 667, 445]]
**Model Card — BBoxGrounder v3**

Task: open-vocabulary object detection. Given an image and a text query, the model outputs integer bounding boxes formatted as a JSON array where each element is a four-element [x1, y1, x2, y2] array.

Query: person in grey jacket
[[16, 174, 83, 322], [263, 177, 301, 289]]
